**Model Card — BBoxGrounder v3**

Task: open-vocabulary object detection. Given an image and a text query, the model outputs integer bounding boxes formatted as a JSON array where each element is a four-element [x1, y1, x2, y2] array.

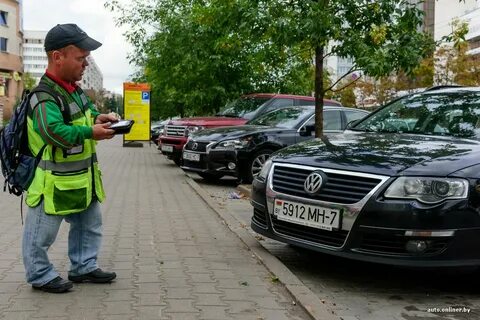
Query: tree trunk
[[315, 45, 325, 138]]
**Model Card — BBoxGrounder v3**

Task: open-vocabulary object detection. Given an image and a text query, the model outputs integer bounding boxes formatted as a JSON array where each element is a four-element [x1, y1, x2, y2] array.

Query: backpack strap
[[30, 83, 72, 125], [28, 83, 74, 162]]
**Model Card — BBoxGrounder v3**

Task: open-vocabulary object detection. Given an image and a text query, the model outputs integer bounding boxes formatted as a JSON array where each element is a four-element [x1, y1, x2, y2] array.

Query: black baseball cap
[[44, 23, 102, 52]]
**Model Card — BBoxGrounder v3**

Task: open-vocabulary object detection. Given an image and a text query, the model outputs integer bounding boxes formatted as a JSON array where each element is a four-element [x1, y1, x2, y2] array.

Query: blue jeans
[[22, 201, 103, 286]]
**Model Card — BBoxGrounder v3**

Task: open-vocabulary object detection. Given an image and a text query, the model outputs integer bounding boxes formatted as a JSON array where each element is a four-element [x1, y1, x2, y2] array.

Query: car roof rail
[[423, 84, 465, 92]]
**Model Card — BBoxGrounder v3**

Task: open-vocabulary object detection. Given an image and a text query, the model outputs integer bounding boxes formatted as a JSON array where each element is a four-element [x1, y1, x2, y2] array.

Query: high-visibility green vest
[[26, 80, 105, 215]]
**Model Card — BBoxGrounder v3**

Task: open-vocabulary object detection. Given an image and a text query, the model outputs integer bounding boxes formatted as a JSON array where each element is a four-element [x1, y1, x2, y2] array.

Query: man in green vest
[[23, 24, 117, 293]]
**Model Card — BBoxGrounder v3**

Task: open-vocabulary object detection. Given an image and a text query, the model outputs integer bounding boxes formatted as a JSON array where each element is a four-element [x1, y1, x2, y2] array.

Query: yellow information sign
[[123, 82, 151, 141]]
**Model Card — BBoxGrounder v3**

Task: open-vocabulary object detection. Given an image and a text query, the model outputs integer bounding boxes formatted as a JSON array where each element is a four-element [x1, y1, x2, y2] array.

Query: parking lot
[[191, 174, 480, 320], [1, 134, 480, 319], [0, 138, 311, 320]]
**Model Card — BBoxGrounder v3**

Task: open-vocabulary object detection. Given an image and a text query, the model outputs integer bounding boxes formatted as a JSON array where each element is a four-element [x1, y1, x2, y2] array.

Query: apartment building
[[0, 0, 23, 123], [434, 0, 477, 41], [23, 29, 47, 82], [81, 55, 103, 92]]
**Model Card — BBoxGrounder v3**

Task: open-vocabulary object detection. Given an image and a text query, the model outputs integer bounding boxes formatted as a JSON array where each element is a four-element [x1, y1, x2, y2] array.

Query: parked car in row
[[159, 93, 341, 165], [151, 120, 169, 142], [181, 106, 369, 183], [251, 86, 480, 267]]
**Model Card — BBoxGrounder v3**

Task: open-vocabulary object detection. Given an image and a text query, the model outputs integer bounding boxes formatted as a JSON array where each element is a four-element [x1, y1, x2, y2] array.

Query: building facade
[[0, 0, 23, 123], [408, 0, 435, 35], [459, 3, 480, 57], [434, 0, 477, 42], [23, 30, 47, 82], [81, 55, 103, 92]]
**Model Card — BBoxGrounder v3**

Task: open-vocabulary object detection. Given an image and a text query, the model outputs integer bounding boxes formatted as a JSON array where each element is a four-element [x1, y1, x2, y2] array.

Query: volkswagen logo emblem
[[304, 171, 327, 195], [192, 142, 198, 150]]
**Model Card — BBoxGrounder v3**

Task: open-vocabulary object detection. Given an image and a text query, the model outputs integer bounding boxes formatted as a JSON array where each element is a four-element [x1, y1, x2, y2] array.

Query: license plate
[[183, 151, 200, 162], [161, 145, 173, 153], [273, 199, 342, 231]]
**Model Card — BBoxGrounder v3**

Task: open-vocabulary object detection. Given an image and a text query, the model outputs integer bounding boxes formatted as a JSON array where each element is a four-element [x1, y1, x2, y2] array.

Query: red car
[[159, 93, 341, 165]]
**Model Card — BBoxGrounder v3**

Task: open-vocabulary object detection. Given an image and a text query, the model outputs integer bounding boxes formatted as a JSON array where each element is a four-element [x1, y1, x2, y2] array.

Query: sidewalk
[[0, 137, 310, 320]]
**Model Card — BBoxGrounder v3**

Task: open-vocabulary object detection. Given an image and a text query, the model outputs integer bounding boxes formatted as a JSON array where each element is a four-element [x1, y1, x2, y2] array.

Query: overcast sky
[[23, 0, 135, 94]]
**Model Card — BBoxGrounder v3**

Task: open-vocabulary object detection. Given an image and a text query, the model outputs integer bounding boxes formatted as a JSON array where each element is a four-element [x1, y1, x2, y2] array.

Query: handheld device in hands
[[109, 120, 134, 134]]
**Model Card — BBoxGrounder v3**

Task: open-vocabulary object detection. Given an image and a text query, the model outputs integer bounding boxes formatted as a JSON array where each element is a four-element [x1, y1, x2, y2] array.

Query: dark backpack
[[0, 83, 68, 196]]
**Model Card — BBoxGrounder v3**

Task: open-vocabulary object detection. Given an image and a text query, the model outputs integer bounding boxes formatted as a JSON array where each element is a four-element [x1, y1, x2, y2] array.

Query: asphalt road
[[184, 171, 480, 320]]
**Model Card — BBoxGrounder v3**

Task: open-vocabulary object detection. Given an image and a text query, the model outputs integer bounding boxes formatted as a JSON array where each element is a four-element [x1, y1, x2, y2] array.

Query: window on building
[[0, 38, 7, 52], [0, 11, 7, 26]]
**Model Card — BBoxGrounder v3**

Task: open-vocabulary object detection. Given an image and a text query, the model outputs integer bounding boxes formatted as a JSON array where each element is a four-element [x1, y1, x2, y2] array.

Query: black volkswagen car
[[181, 106, 369, 182], [251, 87, 480, 267]]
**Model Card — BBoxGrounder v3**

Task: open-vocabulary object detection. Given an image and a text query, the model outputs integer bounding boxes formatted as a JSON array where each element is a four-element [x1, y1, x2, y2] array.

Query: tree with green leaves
[[106, 0, 435, 134], [22, 72, 37, 91], [261, 0, 435, 136], [106, 0, 315, 120]]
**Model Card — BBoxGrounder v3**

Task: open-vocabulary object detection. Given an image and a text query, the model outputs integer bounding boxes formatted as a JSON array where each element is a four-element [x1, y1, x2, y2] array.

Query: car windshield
[[353, 91, 480, 139], [216, 97, 270, 119], [247, 107, 313, 129]]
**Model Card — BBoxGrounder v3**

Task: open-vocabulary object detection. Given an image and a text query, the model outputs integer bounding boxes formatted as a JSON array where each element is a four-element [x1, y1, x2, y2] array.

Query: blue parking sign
[[142, 91, 150, 101]]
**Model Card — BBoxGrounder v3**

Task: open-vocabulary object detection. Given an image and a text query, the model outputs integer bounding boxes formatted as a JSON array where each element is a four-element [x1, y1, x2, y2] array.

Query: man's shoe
[[32, 277, 73, 293], [68, 268, 116, 283]]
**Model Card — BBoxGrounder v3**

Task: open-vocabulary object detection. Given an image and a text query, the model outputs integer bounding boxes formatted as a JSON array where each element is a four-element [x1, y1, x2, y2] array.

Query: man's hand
[[95, 112, 120, 124], [92, 123, 115, 140]]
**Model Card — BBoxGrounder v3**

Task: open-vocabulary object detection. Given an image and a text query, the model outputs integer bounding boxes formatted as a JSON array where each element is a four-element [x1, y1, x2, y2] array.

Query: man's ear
[[51, 50, 64, 63]]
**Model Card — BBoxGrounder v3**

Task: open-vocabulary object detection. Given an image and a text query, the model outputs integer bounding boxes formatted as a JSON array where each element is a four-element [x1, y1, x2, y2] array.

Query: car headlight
[[384, 177, 469, 204], [215, 138, 251, 150], [185, 126, 204, 136], [257, 159, 273, 181]]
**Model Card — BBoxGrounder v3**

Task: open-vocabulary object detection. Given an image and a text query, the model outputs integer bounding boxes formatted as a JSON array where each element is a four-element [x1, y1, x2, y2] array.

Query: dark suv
[[159, 93, 341, 165], [251, 87, 480, 267]]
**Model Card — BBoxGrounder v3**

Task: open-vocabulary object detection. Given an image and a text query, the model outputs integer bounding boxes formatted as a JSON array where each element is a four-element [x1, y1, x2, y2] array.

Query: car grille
[[272, 165, 382, 204], [165, 125, 186, 137], [271, 217, 348, 247], [252, 208, 268, 228], [184, 141, 210, 153], [357, 233, 450, 256]]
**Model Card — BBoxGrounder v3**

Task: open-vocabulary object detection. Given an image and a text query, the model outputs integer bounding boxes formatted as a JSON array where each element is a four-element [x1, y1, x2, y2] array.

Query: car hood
[[169, 117, 247, 127], [273, 131, 480, 177], [190, 125, 284, 141]]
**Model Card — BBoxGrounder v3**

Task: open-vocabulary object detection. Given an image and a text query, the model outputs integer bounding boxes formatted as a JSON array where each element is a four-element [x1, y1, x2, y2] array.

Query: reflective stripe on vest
[[68, 101, 82, 116], [38, 154, 97, 172], [30, 94, 39, 109], [79, 92, 89, 106]]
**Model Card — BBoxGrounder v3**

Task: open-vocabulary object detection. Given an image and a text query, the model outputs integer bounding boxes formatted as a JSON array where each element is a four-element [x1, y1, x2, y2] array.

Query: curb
[[186, 176, 339, 320]]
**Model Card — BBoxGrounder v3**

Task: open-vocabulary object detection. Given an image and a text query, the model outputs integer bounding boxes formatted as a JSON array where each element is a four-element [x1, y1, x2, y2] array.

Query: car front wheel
[[243, 149, 273, 183]]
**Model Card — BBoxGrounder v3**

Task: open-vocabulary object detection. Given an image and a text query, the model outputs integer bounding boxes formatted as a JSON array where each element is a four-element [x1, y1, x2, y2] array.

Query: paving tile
[[0, 140, 309, 320]]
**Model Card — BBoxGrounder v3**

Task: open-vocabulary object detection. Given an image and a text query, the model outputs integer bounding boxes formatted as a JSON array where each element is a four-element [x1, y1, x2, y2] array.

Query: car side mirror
[[300, 124, 315, 136]]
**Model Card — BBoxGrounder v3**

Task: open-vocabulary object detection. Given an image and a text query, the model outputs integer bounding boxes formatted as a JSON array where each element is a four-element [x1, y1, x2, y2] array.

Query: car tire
[[243, 149, 274, 183], [198, 172, 223, 182]]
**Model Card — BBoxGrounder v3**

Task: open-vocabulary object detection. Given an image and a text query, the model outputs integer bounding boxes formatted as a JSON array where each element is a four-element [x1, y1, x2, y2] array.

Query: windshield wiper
[[349, 128, 374, 132]]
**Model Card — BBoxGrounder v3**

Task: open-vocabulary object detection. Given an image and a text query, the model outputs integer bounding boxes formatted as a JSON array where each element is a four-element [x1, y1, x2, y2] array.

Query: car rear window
[[217, 97, 270, 118]]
